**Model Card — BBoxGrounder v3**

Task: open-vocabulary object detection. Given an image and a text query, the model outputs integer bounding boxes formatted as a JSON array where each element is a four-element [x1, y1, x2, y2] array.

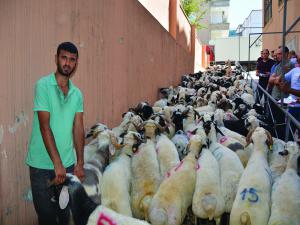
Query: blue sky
[[228, 0, 262, 29]]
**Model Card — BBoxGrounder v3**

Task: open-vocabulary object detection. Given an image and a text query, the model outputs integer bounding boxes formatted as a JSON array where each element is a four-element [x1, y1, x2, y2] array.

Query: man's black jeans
[[29, 165, 74, 225]]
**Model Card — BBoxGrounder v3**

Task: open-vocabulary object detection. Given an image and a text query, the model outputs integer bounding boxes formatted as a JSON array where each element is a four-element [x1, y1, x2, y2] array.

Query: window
[[264, 0, 272, 25]]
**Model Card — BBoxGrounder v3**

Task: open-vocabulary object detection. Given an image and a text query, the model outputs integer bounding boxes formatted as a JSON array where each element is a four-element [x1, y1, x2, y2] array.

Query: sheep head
[[246, 127, 273, 148], [244, 115, 259, 131], [130, 115, 143, 131], [122, 111, 135, 121], [279, 141, 299, 156], [85, 123, 108, 139], [187, 134, 205, 157], [143, 119, 164, 139], [123, 131, 144, 153]]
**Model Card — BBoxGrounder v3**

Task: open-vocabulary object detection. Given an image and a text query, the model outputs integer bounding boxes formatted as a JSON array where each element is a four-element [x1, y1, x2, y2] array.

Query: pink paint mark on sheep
[[97, 213, 117, 225], [133, 149, 140, 155], [174, 161, 184, 172], [219, 136, 228, 144], [187, 131, 193, 138], [196, 163, 200, 171], [165, 171, 171, 178]]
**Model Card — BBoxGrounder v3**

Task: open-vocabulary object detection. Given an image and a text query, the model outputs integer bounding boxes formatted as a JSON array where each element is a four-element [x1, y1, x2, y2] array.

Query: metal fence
[[245, 70, 300, 142]]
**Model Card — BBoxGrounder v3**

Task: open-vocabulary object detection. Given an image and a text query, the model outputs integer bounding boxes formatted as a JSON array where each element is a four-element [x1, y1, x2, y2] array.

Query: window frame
[[264, 0, 272, 25]]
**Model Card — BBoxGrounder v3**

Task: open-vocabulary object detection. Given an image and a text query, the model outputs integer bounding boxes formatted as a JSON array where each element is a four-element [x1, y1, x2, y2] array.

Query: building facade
[[197, 0, 230, 44], [262, 0, 300, 53], [236, 10, 262, 37], [209, 9, 262, 63]]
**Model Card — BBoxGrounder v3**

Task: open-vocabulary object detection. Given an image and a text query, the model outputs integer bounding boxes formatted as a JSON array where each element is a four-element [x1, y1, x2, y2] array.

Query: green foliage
[[181, 0, 209, 29]]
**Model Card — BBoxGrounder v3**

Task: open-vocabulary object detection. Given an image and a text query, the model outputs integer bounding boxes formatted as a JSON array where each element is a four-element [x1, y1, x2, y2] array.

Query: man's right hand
[[54, 162, 66, 184]]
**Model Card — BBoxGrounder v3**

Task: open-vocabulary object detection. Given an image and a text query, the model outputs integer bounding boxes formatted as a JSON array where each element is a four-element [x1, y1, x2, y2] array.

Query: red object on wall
[[202, 45, 215, 67]]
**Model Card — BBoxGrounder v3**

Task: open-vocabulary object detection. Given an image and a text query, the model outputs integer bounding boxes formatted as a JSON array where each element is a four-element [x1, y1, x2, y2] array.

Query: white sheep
[[83, 125, 119, 203], [268, 142, 300, 225], [183, 106, 199, 133], [213, 109, 247, 146], [156, 134, 180, 178], [268, 138, 288, 183], [171, 130, 189, 160], [60, 174, 150, 225], [131, 139, 161, 220], [112, 111, 135, 137], [241, 92, 254, 107], [192, 147, 225, 221], [101, 131, 142, 217], [208, 124, 244, 213], [87, 205, 151, 225], [148, 134, 205, 225], [230, 127, 273, 225]]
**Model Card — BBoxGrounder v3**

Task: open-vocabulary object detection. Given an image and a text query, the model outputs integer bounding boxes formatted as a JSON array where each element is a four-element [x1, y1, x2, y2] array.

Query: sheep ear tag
[[59, 186, 69, 210]]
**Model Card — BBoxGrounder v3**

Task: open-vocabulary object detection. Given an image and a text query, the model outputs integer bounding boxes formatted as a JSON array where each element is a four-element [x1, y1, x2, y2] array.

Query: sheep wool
[[87, 205, 151, 225], [149, 134, 204, 225], [101, 132, 141, 217], [208, 125, 244, 213], [156, 134, 180, 178], [192, 148, 225, 220], [268, 138, 288, 183], [131, 139, 161, 220], [268, 142, 300, 225], [217, 135, 249, 167], [230, 127, 273, 225]]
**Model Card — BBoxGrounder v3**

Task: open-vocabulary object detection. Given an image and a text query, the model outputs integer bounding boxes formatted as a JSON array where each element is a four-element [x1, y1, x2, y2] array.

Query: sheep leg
[[220, 212, 230, 225], [196, 218, 217, 225]]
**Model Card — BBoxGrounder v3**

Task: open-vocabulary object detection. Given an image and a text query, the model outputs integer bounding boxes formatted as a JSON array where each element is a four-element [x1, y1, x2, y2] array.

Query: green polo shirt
[[26, 73, 83, 169]]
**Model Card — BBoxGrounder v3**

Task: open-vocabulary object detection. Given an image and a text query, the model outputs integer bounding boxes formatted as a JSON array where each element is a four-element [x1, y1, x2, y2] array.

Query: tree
[[181, 0, 210, 29]]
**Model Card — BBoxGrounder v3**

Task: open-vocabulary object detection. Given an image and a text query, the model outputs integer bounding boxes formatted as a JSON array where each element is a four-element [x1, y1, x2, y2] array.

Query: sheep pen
[[53, 64, 300, 225]]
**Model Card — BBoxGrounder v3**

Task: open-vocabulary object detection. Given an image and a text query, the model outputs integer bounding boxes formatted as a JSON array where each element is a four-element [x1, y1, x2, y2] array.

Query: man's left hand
[[74, 163, 85, 182]]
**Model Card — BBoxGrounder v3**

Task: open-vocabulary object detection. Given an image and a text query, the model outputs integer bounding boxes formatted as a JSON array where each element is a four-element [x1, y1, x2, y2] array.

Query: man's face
[[273, 53, 277, 61], [56, 50, 78, 77], [276, 48, 283, 62], [262, 50, 269, 60]]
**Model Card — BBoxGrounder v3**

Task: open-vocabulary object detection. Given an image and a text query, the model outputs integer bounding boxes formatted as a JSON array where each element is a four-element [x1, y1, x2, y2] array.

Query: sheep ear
[[109, 133, 123, 150], [265, 130, 273, 149], [246, 129, 255, 147], [59, 186, 69, 210], [92, 130, 101, 139], [109, 143, 116, 155]]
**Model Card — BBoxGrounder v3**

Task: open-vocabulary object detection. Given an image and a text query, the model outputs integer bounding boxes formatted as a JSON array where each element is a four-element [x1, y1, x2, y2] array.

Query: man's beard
[[57, 63, 76, 77]]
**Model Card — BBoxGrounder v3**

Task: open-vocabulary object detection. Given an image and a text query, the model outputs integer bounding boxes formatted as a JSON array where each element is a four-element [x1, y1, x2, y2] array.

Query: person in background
[[255, 48, 275, 102], [267, 46, 294, 139], [257, 50, 263, 62], [271, 50, 276, 60], [268, 51, 280, 93], [289, 50, 298, 66], [26, 42, 85, 225], [268, 46, 294, 100], [277, 56, 300, 122]]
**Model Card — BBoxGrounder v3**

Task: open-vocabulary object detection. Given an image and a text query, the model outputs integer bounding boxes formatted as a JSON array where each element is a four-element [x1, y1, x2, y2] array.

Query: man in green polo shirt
[[26, 42, 85, 225]]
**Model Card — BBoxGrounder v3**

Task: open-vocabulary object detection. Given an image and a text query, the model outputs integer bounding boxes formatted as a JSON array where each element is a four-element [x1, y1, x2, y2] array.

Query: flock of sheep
[[57, 65, 300, 225]]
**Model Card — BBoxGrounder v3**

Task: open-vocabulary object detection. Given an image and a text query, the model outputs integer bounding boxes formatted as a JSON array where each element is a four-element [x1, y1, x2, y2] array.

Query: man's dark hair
[[278, 46, 289, 53], [263, 49, 269, 54], [57, 42, 79, 57]]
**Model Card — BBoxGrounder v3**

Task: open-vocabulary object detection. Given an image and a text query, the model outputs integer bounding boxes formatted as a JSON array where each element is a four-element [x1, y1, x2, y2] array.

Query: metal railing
[[245, 70, 300, 142]]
